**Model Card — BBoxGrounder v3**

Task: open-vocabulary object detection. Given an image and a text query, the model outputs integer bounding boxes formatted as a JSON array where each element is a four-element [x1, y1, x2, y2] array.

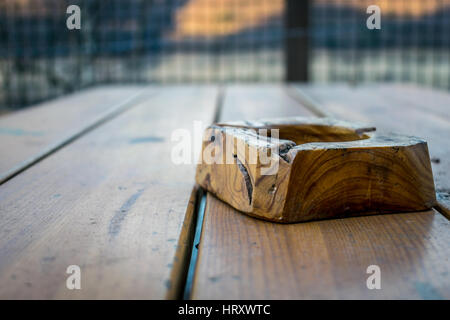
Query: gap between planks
[[166, 86, 225, 299], [0, 89, 152, 185]]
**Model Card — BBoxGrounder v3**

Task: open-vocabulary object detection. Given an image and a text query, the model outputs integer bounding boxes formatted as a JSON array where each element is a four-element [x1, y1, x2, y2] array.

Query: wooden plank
[[219, 84, 312, 121], [193, 194, 450, 299], [0, 86, 218, 299], [293, 84, 450, 215], [376, 84, 450, 119], [0, 86, 146, 183], [191, 84, 450, 299], [167, 186, 199, 299]]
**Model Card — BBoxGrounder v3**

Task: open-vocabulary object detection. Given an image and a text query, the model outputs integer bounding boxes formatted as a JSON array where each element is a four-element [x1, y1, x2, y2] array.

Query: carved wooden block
[[195, 117, 436, 223]]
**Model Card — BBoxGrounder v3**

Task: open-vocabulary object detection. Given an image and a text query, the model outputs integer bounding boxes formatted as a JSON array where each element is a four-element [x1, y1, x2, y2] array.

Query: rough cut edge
[[217, 116, 376, 134]]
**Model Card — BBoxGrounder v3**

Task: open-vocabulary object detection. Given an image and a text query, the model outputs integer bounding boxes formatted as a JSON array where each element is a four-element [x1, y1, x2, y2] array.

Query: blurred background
[[0, 0, 449, 112]]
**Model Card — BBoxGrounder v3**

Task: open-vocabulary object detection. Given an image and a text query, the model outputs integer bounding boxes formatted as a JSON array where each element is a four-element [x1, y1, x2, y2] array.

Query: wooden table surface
[[0, 84, 449, 299]]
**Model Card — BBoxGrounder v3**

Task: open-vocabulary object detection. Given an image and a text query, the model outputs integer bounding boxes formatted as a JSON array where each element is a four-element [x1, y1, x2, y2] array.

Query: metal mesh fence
[[311, 0, 450, 88], [0, 0, 449, 110]]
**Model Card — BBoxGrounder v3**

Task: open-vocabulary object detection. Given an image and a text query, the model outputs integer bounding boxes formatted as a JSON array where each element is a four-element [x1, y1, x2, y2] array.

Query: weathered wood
[[219, 84, 312, 121], [293, 84, 450, 214], [196, 117, 436, 222], [0, 86, 146, 183], [166, 186, 198, 299], [191, 85, 450, 299], [0, 86, 218, 299], [376, 84, 450, 119], [192, 193, 450, 299]]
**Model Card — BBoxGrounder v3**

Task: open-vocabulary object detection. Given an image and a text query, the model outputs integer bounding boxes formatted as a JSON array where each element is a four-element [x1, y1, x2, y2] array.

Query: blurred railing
[[0, 0, 449, 110], [311, 0, 450, 88]]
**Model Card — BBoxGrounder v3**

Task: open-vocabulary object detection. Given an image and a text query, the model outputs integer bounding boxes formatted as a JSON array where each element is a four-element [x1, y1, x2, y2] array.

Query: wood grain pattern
[[192, 193, 450, 299], [191, 85, 450, 299], [196, 118, 436, 222], [0, 86, 146, 183], [0, 86, 218, 299], [293, 84, 450, 213]]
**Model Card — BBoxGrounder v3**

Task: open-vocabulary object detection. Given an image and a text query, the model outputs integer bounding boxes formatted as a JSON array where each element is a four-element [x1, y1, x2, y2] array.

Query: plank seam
[[175, 86, 225, 299], [284, 85, 330, 117], [213, 86, 226, 123], [165, 186, 199, 299], [435, 194, 450, 221], [0, 88, 152, 185], [182, 189, 207, 299]]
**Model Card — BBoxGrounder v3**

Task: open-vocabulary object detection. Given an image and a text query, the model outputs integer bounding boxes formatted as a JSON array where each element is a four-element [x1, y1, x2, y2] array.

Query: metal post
[[285, 0, 309, 82]]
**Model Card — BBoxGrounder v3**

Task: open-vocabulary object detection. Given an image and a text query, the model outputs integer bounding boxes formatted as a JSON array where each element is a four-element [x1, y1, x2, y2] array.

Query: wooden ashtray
[[195, 117, 436, 223]]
